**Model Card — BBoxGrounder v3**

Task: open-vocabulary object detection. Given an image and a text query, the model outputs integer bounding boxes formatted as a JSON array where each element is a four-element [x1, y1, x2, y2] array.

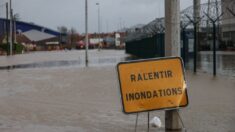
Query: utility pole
[[96, 3, 100, 37], [193, 0, 201, 73], [6, 2, 9, 54], [14, 14, 17, 43], [9, 0, 13, 56], [165, 0, 181, 131], [96, 2, 101, 50], [194, 0, 201, 31], [85, 0, 89, 67]]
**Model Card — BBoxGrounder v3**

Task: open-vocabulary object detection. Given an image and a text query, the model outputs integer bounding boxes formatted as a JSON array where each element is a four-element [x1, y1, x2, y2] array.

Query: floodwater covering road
[[0, 50, 234, 132], [0, 50, 129, 69], [187, 51, 235, 77], [0, 50, 234, 77]]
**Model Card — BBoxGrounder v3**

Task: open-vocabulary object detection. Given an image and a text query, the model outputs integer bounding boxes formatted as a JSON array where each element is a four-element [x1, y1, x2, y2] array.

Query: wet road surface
[[0, 50, 234, 132], [187, 51, 235, 77], [0, 50, 234, 77]]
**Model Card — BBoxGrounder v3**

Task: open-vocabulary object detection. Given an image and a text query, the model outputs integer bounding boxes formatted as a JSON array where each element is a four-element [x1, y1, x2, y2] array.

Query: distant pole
[[85, 0, 89, 67], [204, 12, 223, 76], [193, 0, 200, 73], [181, 21, 190, 65], [9, 0, 13, 56], [6, 2, 9, 55], [96, 3, 100, 35], [212, 22, 216, 76], [96, 2, 101, 50], [165, 0, 182, 131], [193, 0, 201, 31], [14, 15, 17, 43], [182, 29, 186, 64], [185, 14, 201, 74], [193, 22, 197, 73]]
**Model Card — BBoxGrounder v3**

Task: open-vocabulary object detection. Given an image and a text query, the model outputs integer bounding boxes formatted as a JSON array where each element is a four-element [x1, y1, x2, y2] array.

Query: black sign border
[[117, 57, 189, 114]]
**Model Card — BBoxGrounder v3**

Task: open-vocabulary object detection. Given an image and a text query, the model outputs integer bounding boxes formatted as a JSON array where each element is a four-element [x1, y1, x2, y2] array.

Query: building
[[0, 18, 63, 51], [78, 32, 126, 49], [221, 0, 235, 48]]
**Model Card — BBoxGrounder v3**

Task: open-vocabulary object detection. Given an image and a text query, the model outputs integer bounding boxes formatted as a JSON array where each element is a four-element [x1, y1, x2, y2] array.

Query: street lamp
[[96, 2, 101, 50], [9, 0, 13, 55], [85, 0, 88, 67]]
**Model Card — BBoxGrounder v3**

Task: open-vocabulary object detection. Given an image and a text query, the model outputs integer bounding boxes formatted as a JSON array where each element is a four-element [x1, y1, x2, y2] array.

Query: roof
[[0, 18, 61, 42], [22, 30, 56, 41]]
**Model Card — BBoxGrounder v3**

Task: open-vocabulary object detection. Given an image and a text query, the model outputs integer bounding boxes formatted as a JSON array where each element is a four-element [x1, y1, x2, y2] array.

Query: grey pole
[[194, 0, 201, 31], [193, 0, 201, 73], [85, 0, 89, 67], [14, 14, 17, 43], [6, 2, 9, 55], [9, 0, 13, 56], [212, 22, 216, 76], [96, 2, 101, 50], [165, 0, 182, 131]]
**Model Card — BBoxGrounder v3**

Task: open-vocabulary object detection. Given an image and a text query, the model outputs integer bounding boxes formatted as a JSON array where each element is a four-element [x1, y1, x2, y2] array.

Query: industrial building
[[0, 18, 63, 52]]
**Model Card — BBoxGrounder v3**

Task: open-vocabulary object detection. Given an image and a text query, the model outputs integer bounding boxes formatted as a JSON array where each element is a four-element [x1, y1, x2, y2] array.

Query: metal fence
[[125, 1, 235, 51]]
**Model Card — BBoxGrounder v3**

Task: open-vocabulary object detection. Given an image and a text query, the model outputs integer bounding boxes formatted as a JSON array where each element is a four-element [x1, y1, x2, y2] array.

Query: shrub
[[0, 43, 25, 54]]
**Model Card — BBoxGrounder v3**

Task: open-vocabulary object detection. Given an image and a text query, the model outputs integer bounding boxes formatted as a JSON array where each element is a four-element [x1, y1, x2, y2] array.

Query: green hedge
[[14, 43, 24, 53], [0, 43, 25, 54]]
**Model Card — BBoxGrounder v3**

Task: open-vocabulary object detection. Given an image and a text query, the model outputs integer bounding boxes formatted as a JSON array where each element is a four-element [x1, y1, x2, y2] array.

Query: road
[[0, 50, 234, 132]]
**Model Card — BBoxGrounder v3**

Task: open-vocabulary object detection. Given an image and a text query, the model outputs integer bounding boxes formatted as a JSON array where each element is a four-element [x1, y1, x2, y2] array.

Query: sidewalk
[[0, 67, 234, 132]]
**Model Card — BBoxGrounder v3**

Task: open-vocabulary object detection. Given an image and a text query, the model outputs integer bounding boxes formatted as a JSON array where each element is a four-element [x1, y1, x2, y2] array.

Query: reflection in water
[[0, 50, 234, 77], [0, 60, 83, 70], [0, 56, 129, 70], [187, 53, 235, 77]]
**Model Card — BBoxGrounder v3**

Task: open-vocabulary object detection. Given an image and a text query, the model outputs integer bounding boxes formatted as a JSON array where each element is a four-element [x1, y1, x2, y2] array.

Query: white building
[[115, 33, 121, 46]]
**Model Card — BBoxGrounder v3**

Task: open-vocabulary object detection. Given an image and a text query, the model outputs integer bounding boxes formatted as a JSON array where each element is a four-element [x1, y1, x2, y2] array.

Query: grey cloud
[[2, 0, 202, 33]]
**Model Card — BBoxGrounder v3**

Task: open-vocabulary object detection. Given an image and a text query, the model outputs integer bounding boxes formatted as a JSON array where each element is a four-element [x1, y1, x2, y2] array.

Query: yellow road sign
[[117, 57, 188, 114]]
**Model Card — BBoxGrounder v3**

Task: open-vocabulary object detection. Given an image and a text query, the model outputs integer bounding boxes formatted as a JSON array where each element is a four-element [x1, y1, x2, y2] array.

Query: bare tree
[[13, 13, 20, 43], [57, 26, 68, 34], [68, 27, 78, 49], [57, 26, 68, 45]]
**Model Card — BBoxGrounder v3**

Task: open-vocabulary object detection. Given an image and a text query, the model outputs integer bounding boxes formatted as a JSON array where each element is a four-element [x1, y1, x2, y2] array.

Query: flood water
[[0, 50, 129, 69], [0, 50, 234, 77], [187, 51, 235, 77]]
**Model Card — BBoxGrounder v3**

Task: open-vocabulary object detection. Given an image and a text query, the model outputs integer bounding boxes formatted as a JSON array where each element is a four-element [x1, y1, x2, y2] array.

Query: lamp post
[[6, 2, 9, 55], [9, 0, 13, 55], [85, 0, 89, 67], [96, 2, 101, 50]]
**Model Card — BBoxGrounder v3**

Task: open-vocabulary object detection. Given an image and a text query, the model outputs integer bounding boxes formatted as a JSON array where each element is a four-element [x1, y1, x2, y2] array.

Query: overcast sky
[[0, 0, 207, 33]]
